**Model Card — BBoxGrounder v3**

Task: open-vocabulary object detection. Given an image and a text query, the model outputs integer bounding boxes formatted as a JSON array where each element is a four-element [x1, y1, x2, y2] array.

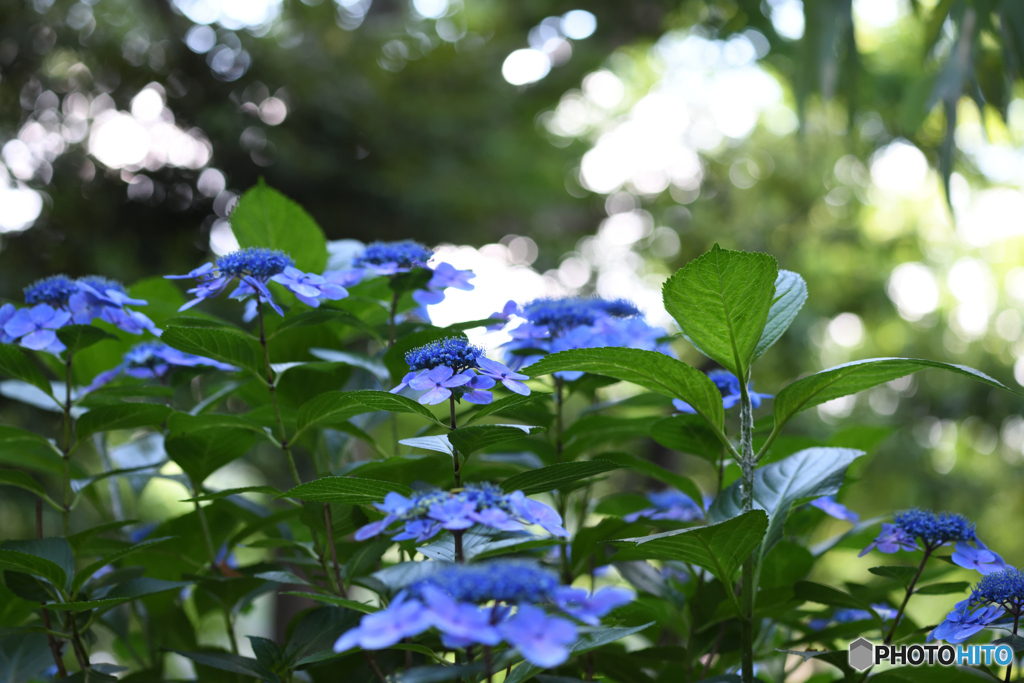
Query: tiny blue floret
[[215, 248, 293, 279], [405, 337, 482, 372], [24, 275, 79, 306], [893, 508, 975, 548]]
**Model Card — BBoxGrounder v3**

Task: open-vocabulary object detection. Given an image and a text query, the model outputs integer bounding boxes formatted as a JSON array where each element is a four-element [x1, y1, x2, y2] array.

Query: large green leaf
[[650, 414, 722, 462], [75, 403, 173, 438], [55, 325, 117, 355], [71, 537, 173, 596], [281, 476, 412, 504], [161, 326, 262, 377], [230, 179, 328, 272], [0, 538, 75, 594], [296, 390, 442, 436], [0, 344, 52, 396], [612, 510, 768, 590], [709, 447, 863, 558], [47, 578, 191, 612], [772, 358, 1018, 432], [164, 413, 262, 483], [753, 269, 807, 361], [463, 392, 549, 425], [0, 427, 63, 476], [524, 348, 726, 432], [0, 551, 67, 594], [448, 424, 542, 455], [500, 460, 621, 495], [0, 471, 58, 510], [0, 632, 52, 683], [662, 245, 778, 377]]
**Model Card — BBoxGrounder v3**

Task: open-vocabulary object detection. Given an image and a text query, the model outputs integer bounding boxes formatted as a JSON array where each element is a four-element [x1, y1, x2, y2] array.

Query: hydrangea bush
[[0, 183, 1020, 683]]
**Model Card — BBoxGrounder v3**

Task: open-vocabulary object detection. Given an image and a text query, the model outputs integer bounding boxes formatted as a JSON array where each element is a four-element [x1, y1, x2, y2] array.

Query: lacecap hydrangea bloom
[[494, 297, 669, 381], [930, 567, 1024, 643], [341, 240, 475, 310], [624, 490, 705, 523], [391, 337, 530, 406], [354, 482, 568, 542], [85, 342, 236, 393], [673, 368, 773, 414], [334, 561, 633, 667], [165, 247, 348, 316], [859, 510, 997, 570], [2, 275, 158, 355]]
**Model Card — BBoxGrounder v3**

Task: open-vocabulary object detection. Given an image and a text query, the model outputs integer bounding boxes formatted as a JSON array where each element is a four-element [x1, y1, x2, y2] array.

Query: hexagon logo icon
[[848, 638, 874, 671]]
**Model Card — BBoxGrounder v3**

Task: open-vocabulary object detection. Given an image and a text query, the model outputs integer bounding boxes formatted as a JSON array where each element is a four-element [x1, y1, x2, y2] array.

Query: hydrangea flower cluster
[[344, 240, 476, 309], [859, 509, 977, 557], [85, 342, 236, 392], [624, 490, 704, 523], [808, 604, 894, 630], [391, 337, 530, 405], [1, 275, 158, 355], [166, 247, 348, 316], [494, 297, 669, 381], [334, 561, 633, 667], [354, 483, 567, 542], [673, 369, 773, 414], [930, 567, 1024, 643]]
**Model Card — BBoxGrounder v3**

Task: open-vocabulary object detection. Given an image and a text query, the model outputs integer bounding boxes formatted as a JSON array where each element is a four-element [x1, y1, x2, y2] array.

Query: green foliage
[[230, 179, 328, 273]]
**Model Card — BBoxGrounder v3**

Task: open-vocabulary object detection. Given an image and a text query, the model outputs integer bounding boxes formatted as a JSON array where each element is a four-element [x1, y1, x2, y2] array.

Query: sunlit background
[[4, 0, 1024, 661]]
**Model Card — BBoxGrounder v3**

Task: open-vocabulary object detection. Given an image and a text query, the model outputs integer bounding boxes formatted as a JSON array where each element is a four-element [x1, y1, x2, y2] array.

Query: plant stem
[[37, 499, 68, 678], [67, 613, 90, 670], [453, 529, 464, 564], [388, 291, 399, 348], [60, 351, 74, 536], [191, 479, 239, 655], [738, 375, 756, 683], [323, 503, 347, 597], [484, 646, 493, 682], [884, 547, 932, 644], [1005, 612, 1019, 682], [449, 394, 461, 487], [256, 299, 301, 486], [555, 377, 564, 461]]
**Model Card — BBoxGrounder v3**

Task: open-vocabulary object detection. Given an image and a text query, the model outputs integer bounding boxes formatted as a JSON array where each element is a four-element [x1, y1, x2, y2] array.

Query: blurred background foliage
[[3, 0, 1024, 629]]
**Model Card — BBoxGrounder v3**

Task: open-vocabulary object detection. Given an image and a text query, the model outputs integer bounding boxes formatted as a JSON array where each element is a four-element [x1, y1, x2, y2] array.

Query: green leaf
[[309, 348, 390, 382], [662, 245, 778, 377], [273, 309, 382, 343], [914, 581, 970, 596], [524, 347, 726, 432], [0, 632, 52, 683], [709, 447, 863, 558], [869, 566, 919, 586], [164, 413, 262, 484], [55, 325, 117, 355], [612, 509, 768, 588], [182, 486, 281, 502], [281, 476, 412, 504], [753, 269, 807, 360], [650, 414, 722, 462], [161, 326, 261, 377], [44, 578, 191, 612], [230, 179, 328, 272], [0, 550, 68, 594], [500, 460, 621, 495], [0, 344, 52, 396], [280, 591, 376, 614], [448, 424, 543, 455], [0, 426, 63, 476], [75, 403, 173, 438], [168, 650, 270, 680], [794, 581, 877, 612], [464, 392, 549, 425], [773, 358, 1018, 432], [400, 435, 453, 455], [296, 390, 442, 435], [0, 470, 48, 499], [71, 537, 173, 596], [597, 452, 704, 510]]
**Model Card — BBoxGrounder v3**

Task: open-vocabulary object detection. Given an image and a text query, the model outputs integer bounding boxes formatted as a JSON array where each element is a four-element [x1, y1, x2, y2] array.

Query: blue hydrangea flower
[[24, 275, 79, 307], [929, 599, 1005, 644], [412, 261, 476, 307], [3, 304, 71, 354], [624, 490, 704, 523], [393, 337, 530, 405], [353, 483, 568, 542], [810, 496, 860, 523], [858, 522, 920, 557], [166, 247, 344, 317], [929, 567, 1024, 643], [85, 342, 237, 393], [672, 369, 773, 414], [333, 560, 633, 667], [354, 240, 434, 275], [0, 304, 17, 344], [952, 540, 1007, 576], [892, 508, 975, 549]]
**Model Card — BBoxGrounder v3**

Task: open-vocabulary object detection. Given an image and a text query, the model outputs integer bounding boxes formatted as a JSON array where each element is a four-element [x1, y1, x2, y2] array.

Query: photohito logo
[[847, 639, 1014, 672]]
